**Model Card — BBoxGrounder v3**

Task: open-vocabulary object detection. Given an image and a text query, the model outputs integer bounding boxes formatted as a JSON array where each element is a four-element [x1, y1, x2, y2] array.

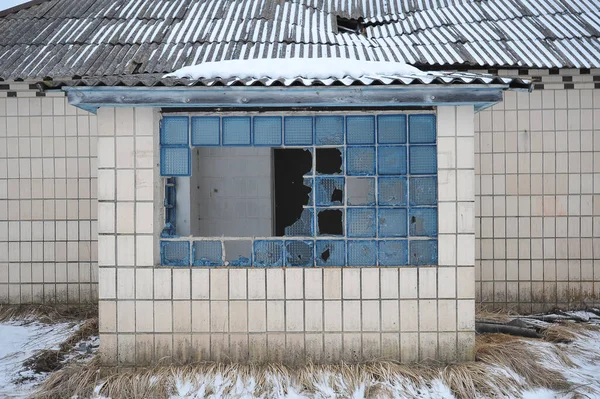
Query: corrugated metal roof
[[0, 0, 598, 81], [51, 71, 531, 90]]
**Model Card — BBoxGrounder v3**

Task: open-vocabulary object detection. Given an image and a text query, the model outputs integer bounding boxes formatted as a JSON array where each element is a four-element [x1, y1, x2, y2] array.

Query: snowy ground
[[0, 321, 78, 398], [1, 313, 599, 399]]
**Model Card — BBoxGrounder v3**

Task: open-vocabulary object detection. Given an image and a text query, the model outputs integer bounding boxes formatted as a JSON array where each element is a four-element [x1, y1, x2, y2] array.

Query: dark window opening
[[274, 149, 313, 236], [316, 148, 342, 174], [331, 188, 343, 203], [336, 16, 364, 34], [318, 209, 343, 235]]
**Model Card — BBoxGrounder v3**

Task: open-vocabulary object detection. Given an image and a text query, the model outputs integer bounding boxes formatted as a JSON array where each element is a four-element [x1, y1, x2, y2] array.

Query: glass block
[[409, 145, 437, 175], [253, 240, 284, 266], [348, 240, 377, 266], [378, 114, 407, 144], [315, 116, 344, 145], [193, 241, 223, 266], [225, 240, 252, 266], [161, 241, 190, 266], [378, 177, 407, 206], [160, 147, 190, 176], [285, 240, 314, 266], [285, 208, 314, 236], [191, 116, 220, 146], [254, 116, 282, 146], [347, 208, 376, 238], [378, 146, 407, 175], [409, 240, 438, 265], [284, 116, 313, 145], [378, 240, 408, 266], [409, 177, 437, 206], [223, 116, 251, 145], [346, 146, 376, 176], [316, 240, 345, 266], [347, 115, 375, 144], [409, 114, 436, 144], [346, 177, 375, 206], [378, 208, 408, 237], [409, 208, 438, 237], [161, 116, 189, 145], [315, 177, 344, 206]]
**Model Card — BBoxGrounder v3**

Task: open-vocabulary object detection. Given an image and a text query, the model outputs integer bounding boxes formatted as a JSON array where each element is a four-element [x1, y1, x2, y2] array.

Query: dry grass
[[0, 304, 97, 324], [31, 330, 586, 399]]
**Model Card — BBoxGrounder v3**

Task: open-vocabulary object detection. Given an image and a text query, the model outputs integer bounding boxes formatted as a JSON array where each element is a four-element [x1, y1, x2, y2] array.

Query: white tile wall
[[0, 91, 97, 304], [93, 106, 476, 366], [475, 73, 600, 312]]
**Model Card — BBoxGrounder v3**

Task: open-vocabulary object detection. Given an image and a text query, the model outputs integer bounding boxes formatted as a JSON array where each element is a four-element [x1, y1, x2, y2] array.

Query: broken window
[[159, 113, 439, 267]]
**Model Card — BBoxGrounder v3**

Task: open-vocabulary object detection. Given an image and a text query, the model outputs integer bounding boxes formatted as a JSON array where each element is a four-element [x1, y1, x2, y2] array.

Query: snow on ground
[[0, 321, 77, 398], [164, 58, 425, 81]]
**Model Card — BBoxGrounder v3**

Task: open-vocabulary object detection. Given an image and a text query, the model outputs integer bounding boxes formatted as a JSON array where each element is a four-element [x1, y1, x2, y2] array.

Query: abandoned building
[[0, 0, 598, 365]]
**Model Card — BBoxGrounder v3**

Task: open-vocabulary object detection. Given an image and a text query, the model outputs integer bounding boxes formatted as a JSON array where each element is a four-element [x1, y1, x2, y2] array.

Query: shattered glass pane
[[161, 241, 190, 266], [225, 240, 252, 266], [284, 208, 314, 236], [285, 240, 314, 266], [315, 177, 344, 206], [316, 240, 345, 266]]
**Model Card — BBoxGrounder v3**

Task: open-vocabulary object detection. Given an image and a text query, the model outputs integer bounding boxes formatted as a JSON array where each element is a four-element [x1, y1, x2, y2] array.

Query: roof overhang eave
[[62, 84, 516, 114]]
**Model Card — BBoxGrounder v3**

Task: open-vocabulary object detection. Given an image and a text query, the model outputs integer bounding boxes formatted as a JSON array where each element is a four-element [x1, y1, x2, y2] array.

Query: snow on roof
[[1, 0, 598, 81], [163, 58, 426, 81]]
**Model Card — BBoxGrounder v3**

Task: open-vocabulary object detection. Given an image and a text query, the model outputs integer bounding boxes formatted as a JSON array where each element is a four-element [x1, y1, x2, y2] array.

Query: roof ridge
[[0, 0, 52, 18]]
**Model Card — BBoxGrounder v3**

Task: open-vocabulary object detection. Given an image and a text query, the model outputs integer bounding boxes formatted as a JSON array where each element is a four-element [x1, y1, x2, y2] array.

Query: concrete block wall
[[98, 105, 476, 366], [474, 68, 600, 312], [0, 85, 98, 304]]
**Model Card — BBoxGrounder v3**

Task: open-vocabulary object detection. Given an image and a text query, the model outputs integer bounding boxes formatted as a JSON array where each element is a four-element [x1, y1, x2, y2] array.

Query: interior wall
[[191, 147, 273, 237]]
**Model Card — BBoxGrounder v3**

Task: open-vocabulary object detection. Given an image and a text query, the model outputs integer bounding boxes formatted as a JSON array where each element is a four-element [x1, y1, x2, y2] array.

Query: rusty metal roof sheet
[[0, 0, 598, 82]]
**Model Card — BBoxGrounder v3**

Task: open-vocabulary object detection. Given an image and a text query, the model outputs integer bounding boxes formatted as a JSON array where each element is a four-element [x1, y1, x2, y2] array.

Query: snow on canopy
[[164, 58, 426, 81]]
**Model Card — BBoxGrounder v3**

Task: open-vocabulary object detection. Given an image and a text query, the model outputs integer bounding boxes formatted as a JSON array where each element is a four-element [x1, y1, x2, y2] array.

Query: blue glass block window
[[378, 115, 407, 144], [347, 116, 375, 144], [315, 177, 344, 206], [378, 177, 407, 206], [286, 240, 314, 266], [316, 240, 345, 266], [410, 177, 437, 206], [254, 240, 284, 266], [161, 116, 189, 145], [347, 208, 376, 237], [193, 241, 223, 266], [160, 147, 191, 176], [346, 146, 375, 176], [315, 116, 344, 145], [285, 116, 313, 145], [409, 114, 436, 144], [409, 146, 437, 175], [378, 240, 408, 266], [378, 208, 408, 237], [378, 146, 407, 175], [161, 241, 190, 266], [348, 240, 377, 266], [409, 208, 438, 237], [346, 177, 375, 206], [410, 240, 438, 265], [223, 116, 251, 145], [191, 117, 220, 146], [254, 116, 282, 146]]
